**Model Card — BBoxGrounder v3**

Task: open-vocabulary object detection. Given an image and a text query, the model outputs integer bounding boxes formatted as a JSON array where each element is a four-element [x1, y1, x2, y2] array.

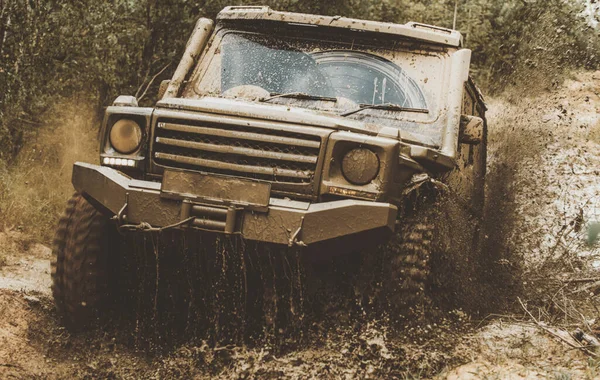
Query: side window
[[461, 85, 476, 166], [475, 103, 484, 119], [462, 86, 475, 116]]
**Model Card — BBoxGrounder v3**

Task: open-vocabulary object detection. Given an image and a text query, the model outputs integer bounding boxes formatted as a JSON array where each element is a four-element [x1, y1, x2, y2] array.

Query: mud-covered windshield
[[187, 30, 448, 146], [218, 34, 427, 109]]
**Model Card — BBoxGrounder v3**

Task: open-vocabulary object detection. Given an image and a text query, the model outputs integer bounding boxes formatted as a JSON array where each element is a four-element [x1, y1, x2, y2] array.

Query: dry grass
[[0, 101, 98, 244], [0, 228, 35, 266], [590, 117, 600, 145]]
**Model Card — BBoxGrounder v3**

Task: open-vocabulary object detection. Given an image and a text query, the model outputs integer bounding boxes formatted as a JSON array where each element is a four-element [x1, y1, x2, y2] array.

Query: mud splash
[[115, 231, 308, 351]]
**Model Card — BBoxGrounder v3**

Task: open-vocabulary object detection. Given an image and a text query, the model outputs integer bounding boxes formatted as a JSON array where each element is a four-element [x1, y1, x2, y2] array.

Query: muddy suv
[[51, 6, 487, 327]]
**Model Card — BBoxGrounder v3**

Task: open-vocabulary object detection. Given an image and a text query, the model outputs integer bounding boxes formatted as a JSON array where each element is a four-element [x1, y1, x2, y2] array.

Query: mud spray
[[116, 231, 307, 351]]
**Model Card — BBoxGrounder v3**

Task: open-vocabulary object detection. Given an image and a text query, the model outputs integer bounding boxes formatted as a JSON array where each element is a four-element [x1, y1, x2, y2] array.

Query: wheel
[[358, 194, 482, 319], [355, 201, 436, 318], [383, 208, 434, 315], [51, 193, 120, 330]]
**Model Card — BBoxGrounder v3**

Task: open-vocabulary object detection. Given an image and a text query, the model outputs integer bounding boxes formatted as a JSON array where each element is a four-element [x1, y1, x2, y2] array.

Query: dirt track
[[1, 72, 600, 379], [0, 237, 594, 379]]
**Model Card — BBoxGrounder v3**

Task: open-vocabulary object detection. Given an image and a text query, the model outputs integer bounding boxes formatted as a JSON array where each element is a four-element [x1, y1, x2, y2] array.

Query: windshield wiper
[[260, 92, 337, 103], [340, 103, 429, 117]]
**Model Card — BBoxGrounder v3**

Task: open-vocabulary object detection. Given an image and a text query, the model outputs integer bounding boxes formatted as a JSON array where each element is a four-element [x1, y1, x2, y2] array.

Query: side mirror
[[158, 80, 170, 100], [458, 115, 484, 144]]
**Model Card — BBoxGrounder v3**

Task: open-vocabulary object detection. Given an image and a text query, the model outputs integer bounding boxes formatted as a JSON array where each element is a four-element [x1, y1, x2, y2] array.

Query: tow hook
[[288, 216, 307, 247], [115, 193, 129, 226]]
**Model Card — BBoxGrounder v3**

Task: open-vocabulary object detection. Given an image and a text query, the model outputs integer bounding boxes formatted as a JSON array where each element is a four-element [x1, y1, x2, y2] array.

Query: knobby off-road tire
[[359, 195, 483, 319], [382, 209, 435, 314], [372, 196, 482, 318], [51, 193, 119, 330], [356, 203, 437, 318]]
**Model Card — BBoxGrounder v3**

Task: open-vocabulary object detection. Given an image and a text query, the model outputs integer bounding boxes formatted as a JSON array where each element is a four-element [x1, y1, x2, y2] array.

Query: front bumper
[[72, 162, 397, 246]]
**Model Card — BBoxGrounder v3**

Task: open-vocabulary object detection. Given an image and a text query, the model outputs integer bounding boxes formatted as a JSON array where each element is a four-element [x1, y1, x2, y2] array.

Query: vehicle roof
[[217, 6, 463, 47]]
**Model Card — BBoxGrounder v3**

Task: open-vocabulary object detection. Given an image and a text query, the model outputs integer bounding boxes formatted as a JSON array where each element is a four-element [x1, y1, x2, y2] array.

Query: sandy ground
[[1, 71, 600, 379], [0, 237, 51, 295]]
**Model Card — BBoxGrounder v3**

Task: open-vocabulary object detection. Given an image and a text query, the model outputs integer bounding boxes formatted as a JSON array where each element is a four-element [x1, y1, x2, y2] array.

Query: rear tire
[[51, 193, 119, 330]]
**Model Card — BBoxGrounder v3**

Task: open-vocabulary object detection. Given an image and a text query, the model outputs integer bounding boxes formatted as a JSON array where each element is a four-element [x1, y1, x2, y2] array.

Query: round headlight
[[109, 119, 142, 154], [341, 148, 380, 185]]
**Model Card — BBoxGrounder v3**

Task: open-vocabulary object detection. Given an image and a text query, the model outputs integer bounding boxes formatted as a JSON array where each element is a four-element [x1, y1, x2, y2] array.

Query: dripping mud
[[118, 232, 309, 351]]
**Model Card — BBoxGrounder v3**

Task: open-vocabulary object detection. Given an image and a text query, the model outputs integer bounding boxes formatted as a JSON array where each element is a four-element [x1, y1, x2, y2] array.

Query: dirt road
[[1, 72, 600, 379], [0, 234, 594, 379]]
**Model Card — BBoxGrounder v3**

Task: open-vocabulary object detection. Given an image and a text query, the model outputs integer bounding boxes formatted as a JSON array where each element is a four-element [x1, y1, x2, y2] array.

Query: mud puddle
[[0, 232, 594, 379]]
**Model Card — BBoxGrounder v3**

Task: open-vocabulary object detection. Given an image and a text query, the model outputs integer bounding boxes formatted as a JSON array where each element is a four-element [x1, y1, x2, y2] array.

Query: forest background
[[0, 0, 598, 241]]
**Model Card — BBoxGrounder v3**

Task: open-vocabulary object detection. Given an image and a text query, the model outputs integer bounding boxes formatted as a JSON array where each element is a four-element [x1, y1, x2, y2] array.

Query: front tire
[[358, 194, 482, 319], [383, 209, 434, 314], [51, 193, 119, 330], [356, 202, 436, 318]]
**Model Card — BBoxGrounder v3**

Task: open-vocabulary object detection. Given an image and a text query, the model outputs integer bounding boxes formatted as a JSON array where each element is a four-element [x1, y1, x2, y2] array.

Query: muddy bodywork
[[74, 162, 396, 246], [75, 6, 487, 246]]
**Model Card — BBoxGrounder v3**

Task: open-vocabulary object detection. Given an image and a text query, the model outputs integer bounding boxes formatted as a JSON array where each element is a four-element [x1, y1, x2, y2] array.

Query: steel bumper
[[72, 162, 397, 245]]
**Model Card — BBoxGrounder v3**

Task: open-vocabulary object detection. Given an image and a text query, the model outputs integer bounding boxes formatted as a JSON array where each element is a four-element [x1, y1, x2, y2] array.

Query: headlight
[[109, 119, 142, 154], [341, 148, 380, 185]]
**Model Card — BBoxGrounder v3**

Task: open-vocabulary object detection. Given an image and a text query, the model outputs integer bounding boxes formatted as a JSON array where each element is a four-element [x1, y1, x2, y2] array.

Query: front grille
[[153, 120, 322, 186]]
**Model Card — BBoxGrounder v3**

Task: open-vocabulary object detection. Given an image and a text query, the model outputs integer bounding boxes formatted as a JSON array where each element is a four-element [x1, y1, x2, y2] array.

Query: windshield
[[186, 30, 448, 146]]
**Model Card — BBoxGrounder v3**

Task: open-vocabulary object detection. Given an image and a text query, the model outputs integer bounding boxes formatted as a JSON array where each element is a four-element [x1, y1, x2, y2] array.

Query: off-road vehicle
[[51, 6, 487, 328]]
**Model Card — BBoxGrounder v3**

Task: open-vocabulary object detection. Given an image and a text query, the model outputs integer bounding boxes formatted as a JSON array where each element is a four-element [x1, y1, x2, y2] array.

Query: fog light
[[341, 148, 379, 185], [103, 156, 138, 167], [329, 186, 378, 200]]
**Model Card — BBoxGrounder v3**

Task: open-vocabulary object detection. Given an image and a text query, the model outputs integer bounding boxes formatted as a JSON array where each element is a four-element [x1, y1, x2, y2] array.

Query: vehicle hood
[[156, 97, 388, 137]]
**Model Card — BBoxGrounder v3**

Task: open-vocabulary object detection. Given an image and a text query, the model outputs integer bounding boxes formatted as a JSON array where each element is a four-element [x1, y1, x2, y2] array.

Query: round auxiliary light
[[109, 119, 142, 154], [341, 148, 380, 186]]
